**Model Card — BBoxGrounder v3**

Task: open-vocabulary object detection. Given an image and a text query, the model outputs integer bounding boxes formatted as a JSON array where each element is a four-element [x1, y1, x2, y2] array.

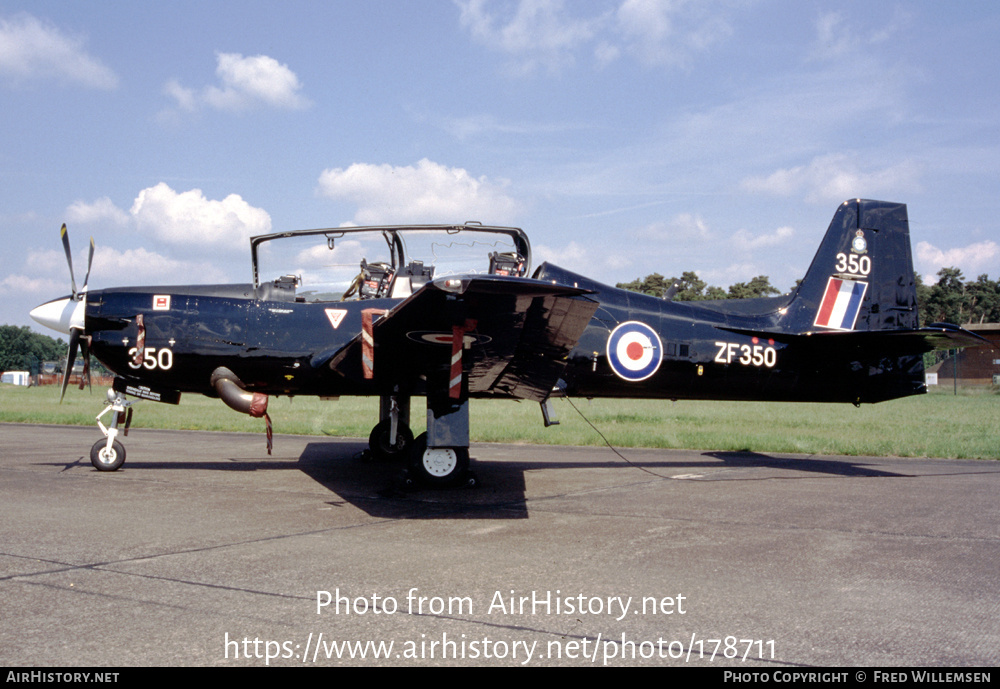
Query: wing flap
[[483, 290, 598, 400]]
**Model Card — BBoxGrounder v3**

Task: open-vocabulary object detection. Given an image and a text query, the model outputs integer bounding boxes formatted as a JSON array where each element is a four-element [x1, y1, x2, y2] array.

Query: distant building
[[928, 323, 1000, 387], [1, 371, 31, 386], [27, 359, 112, 389]]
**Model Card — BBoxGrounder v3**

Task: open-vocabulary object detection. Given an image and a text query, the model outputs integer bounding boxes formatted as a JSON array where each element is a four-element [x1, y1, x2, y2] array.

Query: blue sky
[[3, 0, 999, 329]]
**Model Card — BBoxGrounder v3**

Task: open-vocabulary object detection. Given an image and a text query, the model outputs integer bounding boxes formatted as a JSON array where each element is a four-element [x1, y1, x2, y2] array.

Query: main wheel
[[90, 439, 125, 471], [409, 432, 469, 486], [368, 418, 414, 461]]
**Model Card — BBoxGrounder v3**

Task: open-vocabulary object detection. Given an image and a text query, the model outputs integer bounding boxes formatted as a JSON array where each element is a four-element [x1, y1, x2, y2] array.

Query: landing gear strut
[[92, 389, 136, 471], [369, 418, 414, 461], [368, 394, 413, 461]]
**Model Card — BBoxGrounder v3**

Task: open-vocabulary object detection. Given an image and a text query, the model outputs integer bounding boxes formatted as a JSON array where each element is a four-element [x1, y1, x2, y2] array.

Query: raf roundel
[[606, 321, 663, 382]]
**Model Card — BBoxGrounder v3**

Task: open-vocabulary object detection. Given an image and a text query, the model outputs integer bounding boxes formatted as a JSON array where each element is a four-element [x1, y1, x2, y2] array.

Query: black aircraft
[[30, 199, 987, 485]]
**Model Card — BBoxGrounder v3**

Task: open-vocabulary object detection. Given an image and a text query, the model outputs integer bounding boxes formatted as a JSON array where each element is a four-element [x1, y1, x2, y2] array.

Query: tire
[[409, 432, 469, 486], [91, 439, 125, 471], [368, 418, 414, 462]]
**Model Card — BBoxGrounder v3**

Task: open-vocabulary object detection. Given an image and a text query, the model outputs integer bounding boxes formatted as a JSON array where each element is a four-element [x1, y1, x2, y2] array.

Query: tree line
[[0, 325, 66, 374], [617, 267, 1000, 327], [616, 271, 781, 301], [916, 268, 1000, 326]]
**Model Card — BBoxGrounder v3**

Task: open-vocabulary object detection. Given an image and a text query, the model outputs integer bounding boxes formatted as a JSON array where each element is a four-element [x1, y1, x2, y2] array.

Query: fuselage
[[73, 261, 924, 407], [538, 264, 924, 404]]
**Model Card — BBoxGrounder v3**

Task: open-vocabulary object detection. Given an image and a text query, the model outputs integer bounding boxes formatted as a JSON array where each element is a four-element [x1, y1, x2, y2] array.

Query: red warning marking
[[361, 308, 386, 379]]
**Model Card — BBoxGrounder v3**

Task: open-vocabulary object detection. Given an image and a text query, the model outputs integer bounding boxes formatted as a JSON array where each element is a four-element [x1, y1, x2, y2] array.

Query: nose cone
[[30, 296, 84, 335]]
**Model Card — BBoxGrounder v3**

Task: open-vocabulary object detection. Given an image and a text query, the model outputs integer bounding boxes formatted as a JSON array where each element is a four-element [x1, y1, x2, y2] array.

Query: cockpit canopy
[[250, 223, 530, 303]]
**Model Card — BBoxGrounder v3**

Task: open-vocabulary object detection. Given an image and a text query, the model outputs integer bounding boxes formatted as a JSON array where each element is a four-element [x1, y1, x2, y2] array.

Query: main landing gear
[[408, 433, 471, 488], [366, 392, 477, 488], [91, 389, 137, 471]]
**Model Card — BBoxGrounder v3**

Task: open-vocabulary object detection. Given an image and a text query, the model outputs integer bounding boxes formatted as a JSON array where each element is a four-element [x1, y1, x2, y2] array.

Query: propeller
[[56, 224, 95, 401]]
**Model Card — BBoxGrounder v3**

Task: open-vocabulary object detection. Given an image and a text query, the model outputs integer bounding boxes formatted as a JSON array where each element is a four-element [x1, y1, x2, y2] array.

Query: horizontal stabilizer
[[896, 323, 993, 351], [720, 322, 991, 353]]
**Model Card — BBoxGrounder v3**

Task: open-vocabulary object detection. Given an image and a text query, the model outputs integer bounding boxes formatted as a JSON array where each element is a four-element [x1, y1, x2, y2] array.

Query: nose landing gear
[[92, 389, 136, 471]]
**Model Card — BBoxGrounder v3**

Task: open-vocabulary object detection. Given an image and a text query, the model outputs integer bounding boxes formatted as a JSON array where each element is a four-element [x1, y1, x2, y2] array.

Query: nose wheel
[[90, 439, 125, 471]]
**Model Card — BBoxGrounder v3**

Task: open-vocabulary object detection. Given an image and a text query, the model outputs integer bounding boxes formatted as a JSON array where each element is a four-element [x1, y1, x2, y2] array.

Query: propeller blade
[[79, 336, 92, 393], [82, 236, 95, 294], [60, 328, 80, 403], [60, 224, 78, 299]]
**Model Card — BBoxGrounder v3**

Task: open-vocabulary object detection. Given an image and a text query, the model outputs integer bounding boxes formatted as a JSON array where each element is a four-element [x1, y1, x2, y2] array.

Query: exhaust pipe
[[210, 367, 268, 417], [211, 367, 272, 453]]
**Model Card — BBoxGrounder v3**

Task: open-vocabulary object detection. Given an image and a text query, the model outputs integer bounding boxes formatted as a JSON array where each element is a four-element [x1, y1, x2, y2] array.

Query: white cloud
[[813, 12, 852, 60], [700, 261, 775, 289], [594, 40, 620, 66], [89, 246, 231, 285], [533, 239, 589, 267], [25, 248, 68, 275], [442, 114, 518, 140], [4, 185, 264, 316], [740, 154, 923, 204], [436, 112, 588, 141], [163, 52, 309, 114], [63, 184, 271, 252], [614, 0, 735, 68], [14, 248, 231, 296], [316, 159, 519, 225], [731, 225, 794, 251], [811, 11, 908, 62], [163, 79, 197, 112], [0, 13, 117, 89], [130, 183, 272, 249], [205, 52, 309, 110], [66, 197, 129, 227], [916, 240, 1000, 279], [0, 273, 63, 296], [455, 0, 744, 74], [456, 0, 603, 75], [534, 239, 631, 275], [634, 212, 711, 241]]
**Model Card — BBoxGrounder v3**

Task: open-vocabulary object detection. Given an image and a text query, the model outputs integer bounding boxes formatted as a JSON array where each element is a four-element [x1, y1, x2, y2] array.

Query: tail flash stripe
[[815, 277, 843, 327], [815, 278, 867, 330], [844, 281, 867, 327]]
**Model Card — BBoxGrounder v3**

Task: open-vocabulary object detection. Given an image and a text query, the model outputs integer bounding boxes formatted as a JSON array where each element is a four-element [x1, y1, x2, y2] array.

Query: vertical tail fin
[[781, 199, 918, 334]]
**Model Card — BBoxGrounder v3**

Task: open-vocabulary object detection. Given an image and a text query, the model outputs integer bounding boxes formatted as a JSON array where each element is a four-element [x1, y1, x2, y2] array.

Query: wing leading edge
[[325, 276, 598, 401]]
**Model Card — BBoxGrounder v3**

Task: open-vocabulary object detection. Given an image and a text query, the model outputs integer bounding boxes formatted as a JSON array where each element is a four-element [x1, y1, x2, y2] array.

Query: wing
[[325, 276, 598, 401]]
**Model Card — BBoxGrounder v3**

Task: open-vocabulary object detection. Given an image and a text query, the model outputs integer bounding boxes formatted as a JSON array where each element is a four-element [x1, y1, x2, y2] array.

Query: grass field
[[2, 383, 997, 459]]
